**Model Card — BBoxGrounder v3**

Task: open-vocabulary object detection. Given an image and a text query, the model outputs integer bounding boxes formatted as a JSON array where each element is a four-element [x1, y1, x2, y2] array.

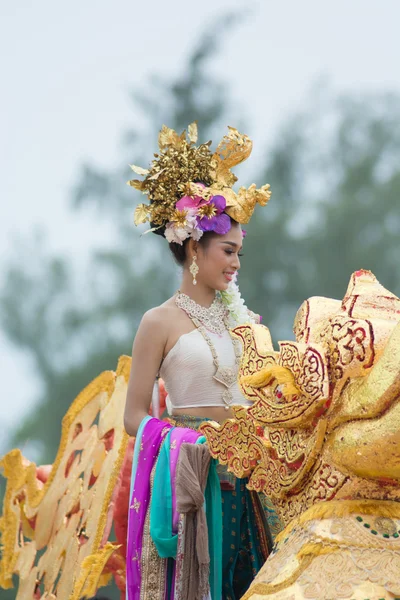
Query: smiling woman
[[169, 221, 243, 288], [123, 122, 276, 600]]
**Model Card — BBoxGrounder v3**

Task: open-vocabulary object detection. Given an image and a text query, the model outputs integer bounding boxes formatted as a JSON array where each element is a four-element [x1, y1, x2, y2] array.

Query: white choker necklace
[[175, 291, 229, 335]]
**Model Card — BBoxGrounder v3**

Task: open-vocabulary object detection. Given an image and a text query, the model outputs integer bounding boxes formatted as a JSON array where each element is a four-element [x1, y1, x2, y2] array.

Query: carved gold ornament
[[0, 357, 133, 599], [201, 270, 400, 599]]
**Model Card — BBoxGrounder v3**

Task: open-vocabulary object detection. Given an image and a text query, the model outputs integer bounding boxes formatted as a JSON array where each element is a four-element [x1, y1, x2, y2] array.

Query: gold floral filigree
[[0, 357, 132, 599], [200, 406, 266, 480], [246, 341, 330, 427], [232, 323, 277, 403]]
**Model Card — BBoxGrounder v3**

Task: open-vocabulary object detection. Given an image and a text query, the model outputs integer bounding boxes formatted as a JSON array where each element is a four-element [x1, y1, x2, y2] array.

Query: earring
[[189, 255, 199, 285]]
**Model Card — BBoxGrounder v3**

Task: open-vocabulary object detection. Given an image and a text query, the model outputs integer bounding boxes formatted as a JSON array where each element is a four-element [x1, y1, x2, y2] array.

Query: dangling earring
[[189, 255, 199, 285]]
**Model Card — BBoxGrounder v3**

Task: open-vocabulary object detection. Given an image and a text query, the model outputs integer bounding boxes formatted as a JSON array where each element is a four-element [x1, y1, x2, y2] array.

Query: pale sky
[[1, 0, 400, 455]]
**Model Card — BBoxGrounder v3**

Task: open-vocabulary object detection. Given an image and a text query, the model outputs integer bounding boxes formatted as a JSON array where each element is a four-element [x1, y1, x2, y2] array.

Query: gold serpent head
[[201, 270, 400, 526]]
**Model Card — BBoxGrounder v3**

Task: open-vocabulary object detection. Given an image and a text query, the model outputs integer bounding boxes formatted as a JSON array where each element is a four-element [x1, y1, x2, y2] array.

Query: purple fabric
[[168, 428, 201, 533], [126, 418, 172, 600]]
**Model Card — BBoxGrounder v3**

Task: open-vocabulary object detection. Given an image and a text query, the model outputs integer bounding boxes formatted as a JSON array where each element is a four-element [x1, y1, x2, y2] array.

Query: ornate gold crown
[[128, 123, 271, 242]]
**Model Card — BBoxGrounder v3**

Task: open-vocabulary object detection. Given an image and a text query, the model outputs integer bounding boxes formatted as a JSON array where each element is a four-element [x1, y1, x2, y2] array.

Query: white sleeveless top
[[159, 328, 252, 414]]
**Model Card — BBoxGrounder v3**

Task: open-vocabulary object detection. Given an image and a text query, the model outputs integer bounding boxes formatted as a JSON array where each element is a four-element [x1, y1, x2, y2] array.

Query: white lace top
[[159, 328, 252, 414]]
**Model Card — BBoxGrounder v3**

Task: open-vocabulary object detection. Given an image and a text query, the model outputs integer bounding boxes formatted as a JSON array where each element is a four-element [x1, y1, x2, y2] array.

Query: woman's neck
[[179, 271, 216, 308]]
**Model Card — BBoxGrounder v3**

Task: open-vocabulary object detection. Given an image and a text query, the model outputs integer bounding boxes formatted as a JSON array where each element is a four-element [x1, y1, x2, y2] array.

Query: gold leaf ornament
[[225, 184, 272, 224], [158, 125, 185, 149], [129, 164, 150, 176], [211, 126, 253, 188], [188, 121, 198, 143], [127, 179, 145, 191], [171, 208, 189, 228], [128, 122, 272, 232], [134, 203, 150, 225], [214, 127, 253, 167]]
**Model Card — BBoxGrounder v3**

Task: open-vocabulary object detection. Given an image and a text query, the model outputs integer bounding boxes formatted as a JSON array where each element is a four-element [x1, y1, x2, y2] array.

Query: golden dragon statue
[[201, 269, 400, 600]]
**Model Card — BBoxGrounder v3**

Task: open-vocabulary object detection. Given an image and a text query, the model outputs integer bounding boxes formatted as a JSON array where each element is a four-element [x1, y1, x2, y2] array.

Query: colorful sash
[[171, 414, 274, 600], [150, 428, 201, 558], [126, 418, 172, 599], [126, 414, 275, 600]]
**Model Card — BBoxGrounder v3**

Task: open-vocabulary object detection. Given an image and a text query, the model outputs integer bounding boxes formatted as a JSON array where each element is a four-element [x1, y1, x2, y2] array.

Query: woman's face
[[195, 223, 243, 291]]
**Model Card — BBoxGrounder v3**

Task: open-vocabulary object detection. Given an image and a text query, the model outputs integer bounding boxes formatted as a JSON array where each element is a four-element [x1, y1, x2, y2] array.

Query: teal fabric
[[259, 493, 283, 544], [205, 456, 223, 600], [221, 480, 267, 600], [150, 430, 177, 558], [171, 414, 273, 600], [148, 415, 273, 600]]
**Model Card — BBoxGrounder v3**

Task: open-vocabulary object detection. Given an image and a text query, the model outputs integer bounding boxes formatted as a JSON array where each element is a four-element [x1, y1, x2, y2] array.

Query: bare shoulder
[[132, 307, 169, 355], [139, 306, 167, 333], [139, 299, 180, 332]]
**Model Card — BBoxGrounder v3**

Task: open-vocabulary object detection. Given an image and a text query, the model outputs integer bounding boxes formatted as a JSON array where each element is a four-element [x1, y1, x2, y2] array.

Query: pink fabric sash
[[126, 418, 172, 600]]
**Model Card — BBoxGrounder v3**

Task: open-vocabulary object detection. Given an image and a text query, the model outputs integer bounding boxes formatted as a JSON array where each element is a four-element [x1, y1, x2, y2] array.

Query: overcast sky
[[1, 0, 400, 454]]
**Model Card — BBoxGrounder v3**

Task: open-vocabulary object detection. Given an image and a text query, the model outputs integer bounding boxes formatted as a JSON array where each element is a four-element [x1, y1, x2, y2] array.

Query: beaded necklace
[[175, 291, 242, 410]]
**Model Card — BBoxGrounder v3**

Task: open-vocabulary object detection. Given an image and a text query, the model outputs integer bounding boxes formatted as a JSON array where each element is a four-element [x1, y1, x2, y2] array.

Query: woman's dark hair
[[169, 236, 200, 266]]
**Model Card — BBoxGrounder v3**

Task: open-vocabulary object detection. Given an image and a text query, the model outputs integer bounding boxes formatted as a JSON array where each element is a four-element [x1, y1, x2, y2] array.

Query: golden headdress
[[128, 123, 271, 244]]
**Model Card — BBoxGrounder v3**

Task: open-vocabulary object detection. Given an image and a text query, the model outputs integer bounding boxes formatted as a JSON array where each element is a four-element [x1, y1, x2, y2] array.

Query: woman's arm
[[124, 309, 167, 436]]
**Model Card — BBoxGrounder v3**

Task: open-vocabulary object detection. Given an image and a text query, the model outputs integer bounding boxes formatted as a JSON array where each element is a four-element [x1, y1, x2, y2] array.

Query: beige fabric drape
[[176, 443, 211, 600]]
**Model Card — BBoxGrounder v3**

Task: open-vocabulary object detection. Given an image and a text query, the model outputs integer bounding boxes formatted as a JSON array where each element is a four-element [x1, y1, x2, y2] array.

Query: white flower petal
[[165, 224, 183, 245], [191, 228, 203, 241]]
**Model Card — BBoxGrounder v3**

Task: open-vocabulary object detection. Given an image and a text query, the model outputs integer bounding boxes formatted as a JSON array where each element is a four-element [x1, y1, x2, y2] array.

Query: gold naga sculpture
[[201, 269, 400, 600]]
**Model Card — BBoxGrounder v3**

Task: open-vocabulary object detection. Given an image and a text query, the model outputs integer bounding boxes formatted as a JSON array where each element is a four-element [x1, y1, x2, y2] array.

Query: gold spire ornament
[[128, 123, 272, 244]]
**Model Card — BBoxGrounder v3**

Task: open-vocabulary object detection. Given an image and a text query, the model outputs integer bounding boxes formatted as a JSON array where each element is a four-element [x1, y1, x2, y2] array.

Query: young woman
[[125, 221, 245, 434], [124, 123, 276, 600]]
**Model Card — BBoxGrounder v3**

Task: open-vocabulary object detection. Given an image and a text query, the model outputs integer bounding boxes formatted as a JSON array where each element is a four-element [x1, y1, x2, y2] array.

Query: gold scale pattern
[[200, 270, 400, 599]]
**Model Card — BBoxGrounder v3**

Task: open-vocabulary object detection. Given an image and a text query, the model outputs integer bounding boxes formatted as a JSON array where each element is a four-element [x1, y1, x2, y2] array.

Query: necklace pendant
[[213, 366, 238, 388], [222, 388, 233, 406]]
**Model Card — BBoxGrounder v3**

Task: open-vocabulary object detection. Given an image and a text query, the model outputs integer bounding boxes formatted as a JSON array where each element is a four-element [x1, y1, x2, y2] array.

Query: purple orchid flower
[[196, 194, 231, 234], [176, 191, 231, 235]]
